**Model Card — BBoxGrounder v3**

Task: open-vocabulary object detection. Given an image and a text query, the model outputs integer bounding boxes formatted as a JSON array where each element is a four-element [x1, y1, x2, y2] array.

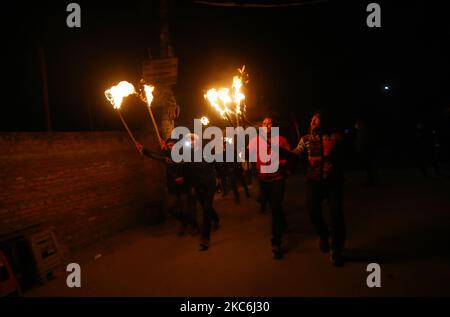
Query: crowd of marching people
[[134, 108, 450, 268], [137, 112, 450, 266], [134, 110, 354, 267]]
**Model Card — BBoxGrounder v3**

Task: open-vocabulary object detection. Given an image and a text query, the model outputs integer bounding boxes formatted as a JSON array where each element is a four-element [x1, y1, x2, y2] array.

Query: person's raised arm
[[291, 137, 305, 155], [136, 142, 168, 163]]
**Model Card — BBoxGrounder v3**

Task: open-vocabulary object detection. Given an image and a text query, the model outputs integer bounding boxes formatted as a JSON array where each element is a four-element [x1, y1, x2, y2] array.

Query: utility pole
[[160, 0, 170, 58], [158, 0, 179, 140]]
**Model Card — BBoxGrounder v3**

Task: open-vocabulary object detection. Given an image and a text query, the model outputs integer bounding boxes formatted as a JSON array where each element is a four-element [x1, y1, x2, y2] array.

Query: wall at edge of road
[[0, 131, 165, 253]]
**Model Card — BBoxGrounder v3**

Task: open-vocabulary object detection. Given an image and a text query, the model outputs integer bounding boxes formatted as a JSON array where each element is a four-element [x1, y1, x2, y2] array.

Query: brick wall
[[0, 132, 166, 252]]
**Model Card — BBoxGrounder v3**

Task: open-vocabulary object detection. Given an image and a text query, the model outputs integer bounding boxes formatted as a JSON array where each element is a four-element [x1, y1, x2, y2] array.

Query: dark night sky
[[2, 0, 450, 141]]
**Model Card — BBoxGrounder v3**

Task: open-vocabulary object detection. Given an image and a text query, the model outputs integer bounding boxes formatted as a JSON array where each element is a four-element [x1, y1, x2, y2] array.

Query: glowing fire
[[104, 81, 136, 109], [139, 82, 162, 142], [232, 76, 245, 115], [142, 84, 155, 107], [200, 116, 210, 126], [205, 89, 227, 118], [204, 67, 247, 120]]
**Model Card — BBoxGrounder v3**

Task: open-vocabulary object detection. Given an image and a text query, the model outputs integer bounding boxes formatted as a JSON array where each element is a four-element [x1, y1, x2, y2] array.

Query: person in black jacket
[[183, 133, 220, 251], [228, 161, 250, 204], [136, 139, 199, 237]]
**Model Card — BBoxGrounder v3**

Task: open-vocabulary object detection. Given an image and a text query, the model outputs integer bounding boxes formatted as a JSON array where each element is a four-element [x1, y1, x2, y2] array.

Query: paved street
[[26, 169, 450, 296]]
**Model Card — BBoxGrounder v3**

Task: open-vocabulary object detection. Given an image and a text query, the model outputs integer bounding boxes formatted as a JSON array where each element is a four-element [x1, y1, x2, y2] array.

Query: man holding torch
[[248, 117, 291, 260], [136, 139, 199, 237], [291, 111, 346, 267], [182, 133, 220, 251]]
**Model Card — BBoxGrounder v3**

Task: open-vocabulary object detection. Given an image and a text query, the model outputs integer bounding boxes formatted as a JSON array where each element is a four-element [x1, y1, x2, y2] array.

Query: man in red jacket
[[248, 117, 291, 259]]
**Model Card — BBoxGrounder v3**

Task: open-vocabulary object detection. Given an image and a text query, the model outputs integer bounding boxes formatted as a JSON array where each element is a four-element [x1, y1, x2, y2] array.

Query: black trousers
[[175, 189, 197, 229], [260, 179, 286, 247], [306, 179, 346, 252], [195, 184, 219, 243], [229, 165, 250, 201]]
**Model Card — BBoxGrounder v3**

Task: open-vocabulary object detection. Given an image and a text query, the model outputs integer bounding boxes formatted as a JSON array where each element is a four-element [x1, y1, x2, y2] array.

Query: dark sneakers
[[330, 250, 344, 267], [199, 240, 209, 251]]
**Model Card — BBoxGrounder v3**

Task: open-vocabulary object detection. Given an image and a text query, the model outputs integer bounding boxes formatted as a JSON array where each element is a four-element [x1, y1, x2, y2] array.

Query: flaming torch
[[232, 75, 245, 127], [205, 89, 227, 120], [204, 66, 247, 127], [104, 81, 138, 145], [139, 82, 162, 143]]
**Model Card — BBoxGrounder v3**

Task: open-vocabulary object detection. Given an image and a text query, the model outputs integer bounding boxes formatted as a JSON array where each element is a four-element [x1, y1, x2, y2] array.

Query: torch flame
[[232, 76, 245, 114], [104, 81, 136, 109], [205, 89, 226, 118], [204, 68, 247, 120], [143, 84, 155, 107], [218, 88, 233, 115]]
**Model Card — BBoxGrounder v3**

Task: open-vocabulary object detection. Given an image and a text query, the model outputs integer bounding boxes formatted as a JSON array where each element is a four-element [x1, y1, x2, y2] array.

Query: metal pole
[[158, 0, 179, 140]]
